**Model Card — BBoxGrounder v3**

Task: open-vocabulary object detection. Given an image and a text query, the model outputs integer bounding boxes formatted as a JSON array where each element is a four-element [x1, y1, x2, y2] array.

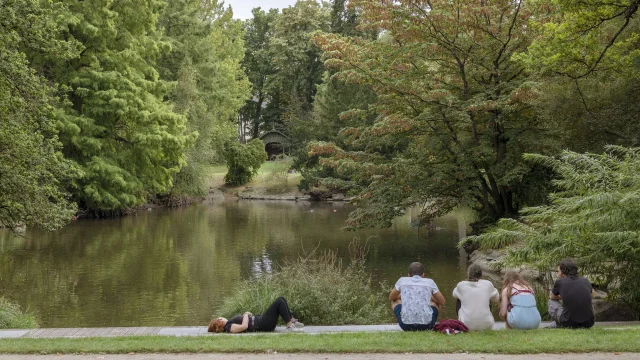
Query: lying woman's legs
[[254, 297, 293, 331]]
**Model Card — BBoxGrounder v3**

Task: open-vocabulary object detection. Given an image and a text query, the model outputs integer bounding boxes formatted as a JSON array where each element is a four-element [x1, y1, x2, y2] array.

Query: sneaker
[[286, 323, 304, 332], [544, 322, 558, 329], [292, 320, 304, 328]]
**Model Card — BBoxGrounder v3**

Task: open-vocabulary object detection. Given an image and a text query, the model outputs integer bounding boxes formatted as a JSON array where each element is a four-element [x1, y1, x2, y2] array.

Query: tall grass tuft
[[265, 155, 292, 194], [218, 239, 391, 325], [0, 297, 38, 329]]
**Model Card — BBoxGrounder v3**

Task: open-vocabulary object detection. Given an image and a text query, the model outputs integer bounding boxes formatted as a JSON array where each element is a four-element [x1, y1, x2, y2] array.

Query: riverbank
[[0, 327, 639, 354], [206, 163, 349, 202]]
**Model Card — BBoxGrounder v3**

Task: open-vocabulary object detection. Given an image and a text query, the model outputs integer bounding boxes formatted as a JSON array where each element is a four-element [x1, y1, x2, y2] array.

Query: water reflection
[[0, 200, 475, 327]]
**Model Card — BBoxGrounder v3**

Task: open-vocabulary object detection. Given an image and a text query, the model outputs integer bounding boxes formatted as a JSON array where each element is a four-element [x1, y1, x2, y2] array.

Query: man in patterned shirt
[[390, 262, 446, 331]]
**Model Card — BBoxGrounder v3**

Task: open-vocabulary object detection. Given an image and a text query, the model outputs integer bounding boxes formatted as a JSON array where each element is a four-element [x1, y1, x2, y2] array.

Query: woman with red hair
[[208, 297, 303, 333]]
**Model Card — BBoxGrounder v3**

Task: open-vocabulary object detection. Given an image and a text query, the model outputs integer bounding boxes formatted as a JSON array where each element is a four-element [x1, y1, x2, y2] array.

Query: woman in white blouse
[[453, 264, 499, 330]]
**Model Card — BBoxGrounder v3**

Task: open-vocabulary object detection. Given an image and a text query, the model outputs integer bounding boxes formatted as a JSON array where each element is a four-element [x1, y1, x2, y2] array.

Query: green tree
[[269, 0, 331, 139], [158, 0, 250, 198], [314, 0, 557, 228], [0, 0, 81, 231], [465, 146, 640, 313], [514, 0, 640, 153], [239, 8, 280, 140], [223, 139, 267, 186], [521, 0, 640, 79], [48, 0, 194, 213]]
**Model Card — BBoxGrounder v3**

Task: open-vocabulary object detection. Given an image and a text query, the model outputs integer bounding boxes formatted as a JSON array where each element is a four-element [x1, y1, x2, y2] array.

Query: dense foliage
[[223, 139, 267, 186], [465, 147, 640, 312], [0, 0, 80, 230], [158, 0, 250, 199], [218, 242, 390, 325], [313, 0, 556, 228]]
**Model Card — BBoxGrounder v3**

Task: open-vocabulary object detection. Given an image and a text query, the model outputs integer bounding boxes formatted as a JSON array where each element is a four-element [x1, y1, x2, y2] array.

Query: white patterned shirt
[[395, 275, 440, 324]]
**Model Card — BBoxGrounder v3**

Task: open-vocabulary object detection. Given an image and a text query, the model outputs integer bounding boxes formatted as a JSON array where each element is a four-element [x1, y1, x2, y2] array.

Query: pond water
[[0, 199, 476, 327]]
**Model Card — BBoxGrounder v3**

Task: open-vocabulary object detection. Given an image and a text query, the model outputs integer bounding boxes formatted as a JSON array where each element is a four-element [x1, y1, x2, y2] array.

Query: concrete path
[[0, 321, 638, 339], [0, 354, 639, 360]]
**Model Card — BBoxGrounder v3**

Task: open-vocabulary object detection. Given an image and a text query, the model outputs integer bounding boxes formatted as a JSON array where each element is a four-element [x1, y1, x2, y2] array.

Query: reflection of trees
[[0, 202, 473, 326]]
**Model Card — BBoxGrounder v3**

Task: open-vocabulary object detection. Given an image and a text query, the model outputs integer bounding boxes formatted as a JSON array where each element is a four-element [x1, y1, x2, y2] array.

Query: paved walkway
[[0, 322, 638, 339]]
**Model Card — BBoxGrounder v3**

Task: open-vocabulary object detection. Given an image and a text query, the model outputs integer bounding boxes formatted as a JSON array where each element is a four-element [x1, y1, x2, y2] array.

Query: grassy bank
[[206, 161, 301, 193], [1, 328, 639, 354]]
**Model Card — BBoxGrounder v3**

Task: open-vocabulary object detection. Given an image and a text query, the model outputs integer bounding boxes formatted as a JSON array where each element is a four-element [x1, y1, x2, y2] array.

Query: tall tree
[[269, 0, 331, 140], [314, 0, 557, 228], [0, 0, 81, 230], [48, 0, 194, 212], [240, 8, 280, 140], [158, 0, 250, 198]]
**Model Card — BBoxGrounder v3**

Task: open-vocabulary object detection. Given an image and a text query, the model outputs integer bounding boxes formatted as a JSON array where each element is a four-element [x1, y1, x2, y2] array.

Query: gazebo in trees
[[259, 130, 291, 160]]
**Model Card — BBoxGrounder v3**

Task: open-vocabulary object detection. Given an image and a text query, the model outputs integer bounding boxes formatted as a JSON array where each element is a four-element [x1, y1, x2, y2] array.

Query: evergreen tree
[[48, 0, 194, 212]]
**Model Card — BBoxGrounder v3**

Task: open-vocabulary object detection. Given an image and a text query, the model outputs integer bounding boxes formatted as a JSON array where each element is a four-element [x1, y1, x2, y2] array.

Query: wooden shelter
[[259, 130, 291, 160]]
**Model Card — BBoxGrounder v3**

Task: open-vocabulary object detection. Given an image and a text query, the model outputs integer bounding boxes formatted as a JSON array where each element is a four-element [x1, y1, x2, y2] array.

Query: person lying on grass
[[208, 296, 303, 333]]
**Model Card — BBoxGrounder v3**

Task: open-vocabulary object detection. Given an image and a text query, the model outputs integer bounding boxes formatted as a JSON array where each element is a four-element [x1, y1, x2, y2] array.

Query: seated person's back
[[453, 264, 499, 330], [390, 262, 445, 331], [549, 259, 594, 328]]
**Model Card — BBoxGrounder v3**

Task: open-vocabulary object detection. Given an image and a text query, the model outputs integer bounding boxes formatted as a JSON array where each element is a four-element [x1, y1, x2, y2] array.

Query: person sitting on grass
[[548, 259, 594, 329], [390, 262, 446, 331], [208, 296, 303, 333], [500, 271, 541, 330], [453, 264, 499, 330]]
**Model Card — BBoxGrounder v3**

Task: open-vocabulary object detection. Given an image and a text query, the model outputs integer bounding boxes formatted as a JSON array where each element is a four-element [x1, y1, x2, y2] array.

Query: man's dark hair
[[409, 262, 424, 276], [467, 264, 483, 282], [559, 259, 579, 277]]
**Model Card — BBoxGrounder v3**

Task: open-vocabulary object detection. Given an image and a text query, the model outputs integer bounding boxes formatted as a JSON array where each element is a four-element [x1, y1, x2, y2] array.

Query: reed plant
[[218, 239, 391, 325], [0, 297, 37, 329]]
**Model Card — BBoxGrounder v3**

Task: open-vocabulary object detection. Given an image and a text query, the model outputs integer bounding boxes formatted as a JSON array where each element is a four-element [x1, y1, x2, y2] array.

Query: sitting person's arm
[[499, 288, 509, 319], [549, 287, 561, 300], [389, 288, 401, 302], [228, 313, 251, 333], [432, 291, 446, 308]]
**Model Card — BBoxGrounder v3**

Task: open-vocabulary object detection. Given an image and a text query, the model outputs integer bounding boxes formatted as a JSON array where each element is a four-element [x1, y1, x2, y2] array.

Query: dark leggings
[[254, 297, 293, 331]]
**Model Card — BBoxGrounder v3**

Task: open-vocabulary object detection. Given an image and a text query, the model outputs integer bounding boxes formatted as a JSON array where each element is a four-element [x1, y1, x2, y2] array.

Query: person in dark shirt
[[208, 297, 303, 333], [548, 259, 595, 328]]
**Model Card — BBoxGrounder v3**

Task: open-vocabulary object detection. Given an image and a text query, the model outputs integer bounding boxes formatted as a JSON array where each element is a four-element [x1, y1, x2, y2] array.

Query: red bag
[[432, 319, 469, 335]]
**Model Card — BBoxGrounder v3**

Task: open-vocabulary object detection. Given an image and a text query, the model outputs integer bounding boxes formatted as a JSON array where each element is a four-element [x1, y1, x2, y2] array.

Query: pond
[[0, 199, 476, 327]]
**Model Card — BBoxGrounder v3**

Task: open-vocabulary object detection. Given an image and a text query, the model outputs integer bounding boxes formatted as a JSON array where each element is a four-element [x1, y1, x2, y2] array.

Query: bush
[[218, 240, 391, 325], [0, 297, 37, 329], [464, 146, 640, 315], [223, 139, 267, 186]]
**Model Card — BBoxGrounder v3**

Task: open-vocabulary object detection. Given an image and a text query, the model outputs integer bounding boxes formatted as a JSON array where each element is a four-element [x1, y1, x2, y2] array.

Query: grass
[[205, 162, 302, 192], [0, 298, 37, 330], [1, 328, 639, 354]]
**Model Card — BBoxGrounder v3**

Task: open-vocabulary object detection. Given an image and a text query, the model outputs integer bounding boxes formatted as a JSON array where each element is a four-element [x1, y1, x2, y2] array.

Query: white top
[[395, 275, 439, 325], [452, 279, 499, 330]]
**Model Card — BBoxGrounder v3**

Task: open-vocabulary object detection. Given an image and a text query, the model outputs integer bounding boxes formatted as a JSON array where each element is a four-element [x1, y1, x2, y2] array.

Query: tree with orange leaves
[[313, 0, 557, 228]]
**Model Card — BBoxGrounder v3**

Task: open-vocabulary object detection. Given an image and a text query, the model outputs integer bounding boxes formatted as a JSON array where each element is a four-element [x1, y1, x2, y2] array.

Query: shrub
[[0, 297, 37, 329], [224, 139, 267, 186], [464, 146, 640, 315], [218, 240, 391, 325]]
